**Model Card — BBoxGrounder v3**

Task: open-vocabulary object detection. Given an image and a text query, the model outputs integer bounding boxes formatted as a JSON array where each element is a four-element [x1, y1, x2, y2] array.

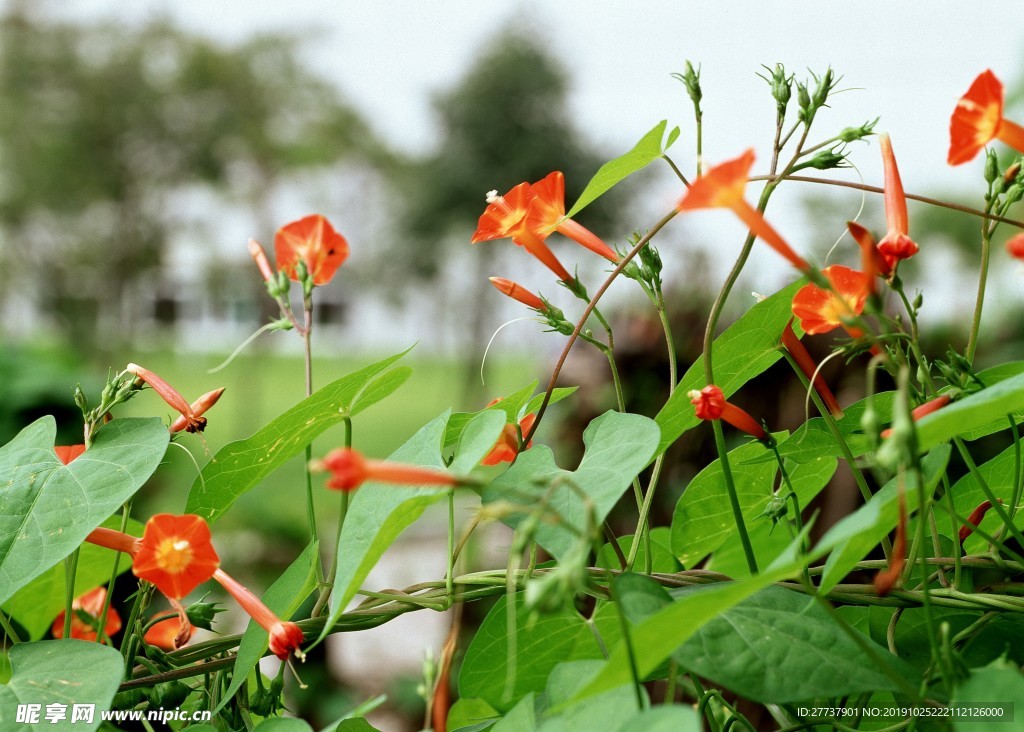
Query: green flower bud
[[185, 599, 225, 631], [839, 118, 879, 142], [984, 149, 999, 184]]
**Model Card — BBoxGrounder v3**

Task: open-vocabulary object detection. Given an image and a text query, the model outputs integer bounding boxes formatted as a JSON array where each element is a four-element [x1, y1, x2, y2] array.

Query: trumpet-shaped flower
[[127, 363, 208, 434], [791, 265, 871, 336], [847, 221, 890, 285], [688, 385, 767, 440], [677, 150, 810, 272], [524, 172, 621, 263], [132, 514, 220, 600], [877, 135, 919, 268], [212, 569, 305, 661], [472, 181, 572, 282], [313, 448, 459, 492], [482, 412, 537, 466], [948, 70, 1024, 165], [169, 388, 225, 434], [52, 586, 121, 642], [274, 214, 349, 286], [781, 319, 843, 418]]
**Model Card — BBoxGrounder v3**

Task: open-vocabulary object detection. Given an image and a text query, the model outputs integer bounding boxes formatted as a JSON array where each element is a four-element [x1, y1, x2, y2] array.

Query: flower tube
[[212, 569, 305, 661], [688, 384, 767, 440], [312, 448, 460, 492], [524, 172, 620, 263], [781, 318, 844, 418], [127, 364, 207, 433], [488, 277, 547, 311], [877, 134, 919, 269], [169, 388, 226, 434], [880, 394, 951, 439], [677, 150, 810, 272]]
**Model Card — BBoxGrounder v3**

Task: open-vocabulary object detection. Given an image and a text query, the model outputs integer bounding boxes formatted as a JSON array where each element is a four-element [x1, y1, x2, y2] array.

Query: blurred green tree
[[394, 30, 624, 403], [0, 5, 384, 351]]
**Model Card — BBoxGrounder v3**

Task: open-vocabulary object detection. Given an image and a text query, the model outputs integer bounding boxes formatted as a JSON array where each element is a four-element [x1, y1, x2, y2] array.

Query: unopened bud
[[170, 387, 225, 434], [984, 149, 999, 184], [839, 118, 878, 143], [248, 239, 275, 283]]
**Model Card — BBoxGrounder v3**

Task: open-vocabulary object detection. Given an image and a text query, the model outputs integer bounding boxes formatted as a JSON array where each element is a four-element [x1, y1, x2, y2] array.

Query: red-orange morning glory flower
[[212, 569, 305, 661], [169, 388, 225, 434], [847, 221, 890, 287], [524, 172, 621, 263], [1007, 232, 1024, 260], [274, 214, 349, 286], [877, 135, 919, 269], [948, 70, 1024, 165], [51, 586, 121, 642], [472, 181, 573, 282], [132, 514, 220, 600], [791, 265, 871, 336], [313, 448, 460, 492], [781, 318, 843, 419], [127, 363, 208, 434], [54, 444, 86, 464], [688, 385, 767, 440], [482, 411, 536, 466], [959, 499, 996, 544], [489, 277, 547, 311], [677, 150, 810, 272]]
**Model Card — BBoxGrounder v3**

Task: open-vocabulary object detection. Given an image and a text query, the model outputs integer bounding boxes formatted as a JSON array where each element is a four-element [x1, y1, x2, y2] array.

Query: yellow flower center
[[155, 538, 193, 575], [822, 292, 859, 326]]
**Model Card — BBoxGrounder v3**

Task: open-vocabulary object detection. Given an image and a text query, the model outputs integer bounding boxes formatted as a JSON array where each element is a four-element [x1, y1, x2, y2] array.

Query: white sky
[[45, 1, 1024, 326]]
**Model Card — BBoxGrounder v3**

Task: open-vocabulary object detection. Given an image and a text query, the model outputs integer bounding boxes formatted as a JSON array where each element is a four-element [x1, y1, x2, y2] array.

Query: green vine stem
[[965, 196, 996, 363]]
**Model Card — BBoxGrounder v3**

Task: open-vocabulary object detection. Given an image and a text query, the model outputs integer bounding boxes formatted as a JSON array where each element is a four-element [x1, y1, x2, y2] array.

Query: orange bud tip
[[489, 277, 546, 311], [248, 239, 275, 283], [1006, 233, 1024, 260]]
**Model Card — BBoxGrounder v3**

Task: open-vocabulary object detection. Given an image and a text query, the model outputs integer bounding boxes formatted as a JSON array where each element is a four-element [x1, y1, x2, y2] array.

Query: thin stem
[[0, 610, 22, 643], [747, 174, 1024, 229], [446, 490, 456, 604], [301, 299, 321, 569], [62, 549, 80, 640], [965, 200, 995, 363], [313, 417, 352, 618], [523, 208, 679, 445], [96, 503, 132, 646], [661, 154, 690, 187]]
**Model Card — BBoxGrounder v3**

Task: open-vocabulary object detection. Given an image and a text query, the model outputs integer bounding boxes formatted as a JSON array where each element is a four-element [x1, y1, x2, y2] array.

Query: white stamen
[[173, 540, 190, 551], [751, 291, 767, 302], [485, 189, 501, 204]]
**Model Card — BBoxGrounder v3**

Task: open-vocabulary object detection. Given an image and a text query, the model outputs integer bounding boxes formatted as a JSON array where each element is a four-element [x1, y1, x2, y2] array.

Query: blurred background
[[1, 0, 1023, 728]]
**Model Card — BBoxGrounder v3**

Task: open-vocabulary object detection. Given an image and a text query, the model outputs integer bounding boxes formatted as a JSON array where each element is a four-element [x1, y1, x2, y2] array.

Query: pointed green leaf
[[618, 706, 700, 732], [348, 366, 413, 417], [0, 416, 168, 606], [320, 410, 502, 640], [217, 541, 320, 712], [0, 640, 124, 731], [655, 280, 804, 456], [913, 372, 1024, 450], [566, 120, 679, 217], [939, 442, 1024, 554], [951, 659, 1024, 732], [816, 445, 950, 594], [521, 387, 577, 419], [674, 586, 915, 702], [567, 541, 809, 704], [483, 411, 660, 559], [186, 349, 411, 523]]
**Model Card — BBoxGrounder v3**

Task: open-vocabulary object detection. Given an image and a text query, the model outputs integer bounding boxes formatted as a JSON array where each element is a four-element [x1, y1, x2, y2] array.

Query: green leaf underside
[[942, 442, 1024, 553], [0, 416, 168, 606], [655, 279, 805, 456], [458, 594, 602, 714], [217, 541, 320, 712], [186, 349, 411, 523], [816, 445, 951, 595], [674, 585, 914, 702], [912, 372, 1024, 451], [950, 660, 1024, 732], [3, 516, 144, 640], [483, 411, 660, 560], [0, 640, 124, 731], [320, 410, 504, 641], [566, 120, 678, 218]]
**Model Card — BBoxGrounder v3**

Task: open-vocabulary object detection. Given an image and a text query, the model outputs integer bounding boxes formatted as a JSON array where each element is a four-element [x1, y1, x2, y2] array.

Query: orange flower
[[948, 70, 1024, 165], [482, 411, 536, 466], [132, 514, 220, 600], [51, 586, 121, 642], [677, 150, 810, 272], [791, 265, 871, 336], [1007, 232, 1024, 260], [274, 214, 349, 286], [524, 172, 620, 263], [144, 616, 195, 651], [688, 385, 767, 440], [489, 277, 546, 311], [127, 363, 208, 434], [877, 135, 919, 269], [169, 388, 225, 434], [473, 180, 573, 282], [54, 444, 86, 464], [313, 448, 459, 492], [212, 569, 305, 661], [781, 318, 843, 419]]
